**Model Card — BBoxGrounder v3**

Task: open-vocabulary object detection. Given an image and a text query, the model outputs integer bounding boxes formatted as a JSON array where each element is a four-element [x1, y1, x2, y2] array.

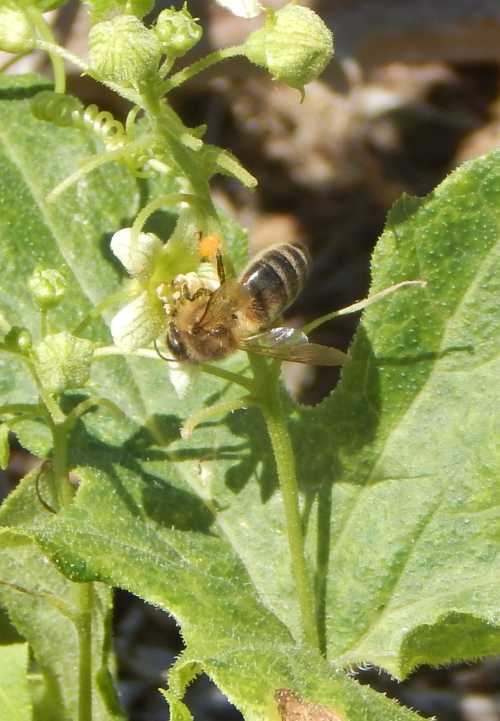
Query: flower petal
[[110, 228, 163, 276], [215, 0, 264, 19], [169, 362, 199, 399], [111, 291, 164, 351]]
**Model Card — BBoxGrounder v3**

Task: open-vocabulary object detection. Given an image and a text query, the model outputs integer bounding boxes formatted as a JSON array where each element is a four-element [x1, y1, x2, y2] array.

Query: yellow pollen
[[198, 233, 221, 260]]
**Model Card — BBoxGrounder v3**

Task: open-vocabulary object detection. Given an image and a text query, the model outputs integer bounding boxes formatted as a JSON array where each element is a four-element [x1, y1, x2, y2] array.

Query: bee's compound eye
[[167, 324, 189, 361]]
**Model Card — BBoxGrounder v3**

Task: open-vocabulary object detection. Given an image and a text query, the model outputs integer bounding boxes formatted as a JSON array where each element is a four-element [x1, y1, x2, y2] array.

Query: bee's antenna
[[154, 339, 176, 363]]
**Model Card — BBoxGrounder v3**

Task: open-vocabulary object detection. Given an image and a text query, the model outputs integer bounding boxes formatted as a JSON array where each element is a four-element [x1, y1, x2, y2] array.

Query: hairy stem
[[131, 192, 198, 246], [160, 45, 248, 94], [52, 414, 94, 721], [51, 420, 72, 509], [253, 359, 319, 650], [182, 396, 253, 439], [26, 8, 66, 93], [47, 139, 150, 201], [77, 583, 93, 721]]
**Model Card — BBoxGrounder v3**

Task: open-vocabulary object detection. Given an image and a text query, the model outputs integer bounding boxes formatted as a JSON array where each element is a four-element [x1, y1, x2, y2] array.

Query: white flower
[[215, 0, 264, 19], [111, 291, 164, 352], [110, 228, 165, 351], [110, 228, 163, 276], [169, 361, 200, 400]]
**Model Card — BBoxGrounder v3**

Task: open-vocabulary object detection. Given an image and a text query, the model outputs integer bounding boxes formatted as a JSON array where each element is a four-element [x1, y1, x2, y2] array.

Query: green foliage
[[0, 643, 31, 721], [0, 70, 499, 721], [2, 0, 500, 708], [0, 423, 9, 469], [0, 471, 124, 721]]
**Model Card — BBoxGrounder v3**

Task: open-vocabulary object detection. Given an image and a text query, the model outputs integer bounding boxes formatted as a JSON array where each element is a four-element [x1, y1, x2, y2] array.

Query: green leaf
[[0, 643, 31, 721], [1, 73, 499, 720], [0, 73, 139, 410], [295, 158, 500, 677], [0, 471, 125, 721], [0, 423, 9, 469]]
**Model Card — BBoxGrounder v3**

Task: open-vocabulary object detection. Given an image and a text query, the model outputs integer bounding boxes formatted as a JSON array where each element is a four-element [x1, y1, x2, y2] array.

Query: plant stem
[[51, 419, 72, 509], [181, 396, 252, 439], [160, 45, 248, 94], [255, 363, 319, 650], [77, 583, 93, 721], [131, 192, 197, 245], [47, 139, 151, 201], [93, 345, 255, 392], [35, 38, 87, 73], [51, 414, 94, 721], [73, 288, 136, 335], [40, 307, 48, 338], [26, 8, 66, 93]]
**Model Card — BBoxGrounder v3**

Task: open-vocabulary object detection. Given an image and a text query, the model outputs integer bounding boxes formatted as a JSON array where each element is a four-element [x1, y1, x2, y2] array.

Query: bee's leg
[[303, 279, 427, 334], [216, 249, 226, 285], [181, 396, 254, 440]]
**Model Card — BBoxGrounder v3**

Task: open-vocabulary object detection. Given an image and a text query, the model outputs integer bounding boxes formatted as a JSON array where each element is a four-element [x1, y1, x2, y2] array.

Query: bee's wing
[[198, 280, 251, 328], [240, 327, 348, 366]]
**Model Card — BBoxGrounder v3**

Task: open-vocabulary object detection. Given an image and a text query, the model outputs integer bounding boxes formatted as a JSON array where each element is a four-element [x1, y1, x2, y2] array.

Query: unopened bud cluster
[[88, 5, 204, 85], [245, 4, 334, 93], [29, 267, 66, 309], [89, 15, 161, 85], [0, 1, 35, 53], [155, 6, 202, 57], [34, 332, 94, 394]]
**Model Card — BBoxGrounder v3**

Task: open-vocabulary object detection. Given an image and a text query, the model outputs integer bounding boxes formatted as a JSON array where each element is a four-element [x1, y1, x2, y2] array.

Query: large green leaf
[[0, 643, 31, 721], [0, 74, 499, 720], [0, 470, 124, 721], [297, 166, 500, 676]]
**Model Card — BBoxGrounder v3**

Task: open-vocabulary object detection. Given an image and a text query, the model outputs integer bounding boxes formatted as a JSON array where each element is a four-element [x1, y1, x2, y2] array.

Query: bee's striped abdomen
[[240, 243, 311, 326]]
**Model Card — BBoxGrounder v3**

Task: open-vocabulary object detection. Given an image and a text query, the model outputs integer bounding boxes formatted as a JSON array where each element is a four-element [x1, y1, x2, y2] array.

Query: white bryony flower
[[160, 260, 221, 397], [110, 227, 163, 277], [109, 228, 221, 398], [110, 228, 165, 353], [215, 0, 264, 19]]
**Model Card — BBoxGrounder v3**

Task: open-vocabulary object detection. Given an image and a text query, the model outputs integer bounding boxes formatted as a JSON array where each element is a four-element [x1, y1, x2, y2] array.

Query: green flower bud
[[245, 4, 334, 94], [0, 1, 35, 53], [87, 0, 155, 23], [155, 5, 202, 57], [28, 267, 66, 309], [34, 332, 94, 394], [88, 15, 161, 85], [3, 326, 32, 353]]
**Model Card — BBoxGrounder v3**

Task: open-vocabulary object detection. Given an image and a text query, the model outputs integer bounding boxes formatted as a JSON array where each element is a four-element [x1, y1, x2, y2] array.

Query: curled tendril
[[34, 460, 56, 514], [31, 90, 152, 176]]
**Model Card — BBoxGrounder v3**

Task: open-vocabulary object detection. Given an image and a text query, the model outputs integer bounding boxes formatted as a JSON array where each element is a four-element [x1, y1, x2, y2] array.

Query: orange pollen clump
[[198, 233, 221, 260]]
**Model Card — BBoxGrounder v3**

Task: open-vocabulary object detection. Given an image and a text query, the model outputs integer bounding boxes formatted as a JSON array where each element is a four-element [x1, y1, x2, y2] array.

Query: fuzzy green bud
[[155, 6, 202, 57], [87, 0, 155, 23], [245, 4, 334, 94], [34, 332, 94, 394], [0, 2, 35, 53], [3, 326, 32, 353], [88, 15, 161, 85], [28, 267, 66, 309]]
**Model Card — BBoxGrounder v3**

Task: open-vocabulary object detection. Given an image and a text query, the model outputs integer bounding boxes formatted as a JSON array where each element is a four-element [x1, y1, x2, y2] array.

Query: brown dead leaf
[[275, 689, 344, 721]]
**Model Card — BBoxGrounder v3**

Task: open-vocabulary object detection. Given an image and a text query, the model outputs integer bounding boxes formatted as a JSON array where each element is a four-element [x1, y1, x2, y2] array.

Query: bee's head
[[166, 322, 190, 362]]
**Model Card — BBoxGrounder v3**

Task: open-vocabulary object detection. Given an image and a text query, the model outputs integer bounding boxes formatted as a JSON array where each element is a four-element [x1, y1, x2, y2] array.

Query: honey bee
[[164, 242, 347, 366]]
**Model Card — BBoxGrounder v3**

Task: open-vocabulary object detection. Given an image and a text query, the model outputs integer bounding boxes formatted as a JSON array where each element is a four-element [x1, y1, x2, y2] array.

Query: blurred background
[[2, 0, 500, 718]]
